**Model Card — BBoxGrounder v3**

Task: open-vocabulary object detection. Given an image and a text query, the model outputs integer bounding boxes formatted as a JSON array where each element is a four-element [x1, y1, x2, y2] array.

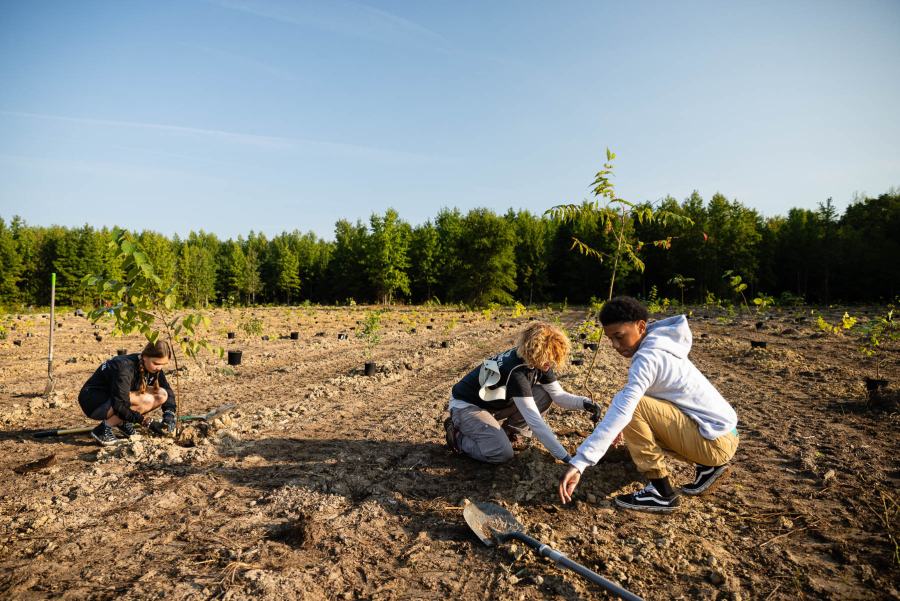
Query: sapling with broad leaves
[[855, 311, 898, 381], [356, 309, 383, 362], [79, 229, 228, 437], [753, 292, 774, 314], [723, 271, 753, 318], [667, 274, 694, 315]]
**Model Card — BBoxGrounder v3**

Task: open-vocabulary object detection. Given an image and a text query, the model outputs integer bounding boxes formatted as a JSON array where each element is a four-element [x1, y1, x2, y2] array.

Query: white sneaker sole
[[681, 464, 731, 497], [614, 497, 681, 514]]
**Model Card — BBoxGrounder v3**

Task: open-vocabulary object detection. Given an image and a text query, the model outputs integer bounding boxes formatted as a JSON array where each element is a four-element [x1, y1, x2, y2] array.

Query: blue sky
[[1, 0, 898, 240]]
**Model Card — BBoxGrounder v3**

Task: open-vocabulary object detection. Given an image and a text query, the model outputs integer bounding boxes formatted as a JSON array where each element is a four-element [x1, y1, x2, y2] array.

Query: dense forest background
[[1, 188, 897, 309]]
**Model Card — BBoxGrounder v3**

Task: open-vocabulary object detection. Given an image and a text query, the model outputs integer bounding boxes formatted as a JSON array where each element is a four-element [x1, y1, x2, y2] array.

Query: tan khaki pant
[[622, 396, 738, 479]]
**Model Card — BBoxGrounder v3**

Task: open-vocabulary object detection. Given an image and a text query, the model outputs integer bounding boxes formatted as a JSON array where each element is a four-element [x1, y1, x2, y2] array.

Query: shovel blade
[[463, 502, 526, 547], [203, 403, 237, 421]]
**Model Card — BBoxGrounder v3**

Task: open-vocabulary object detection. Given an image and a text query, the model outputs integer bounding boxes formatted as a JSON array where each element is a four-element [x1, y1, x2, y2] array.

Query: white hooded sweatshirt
[[569, 315, 737, 473]]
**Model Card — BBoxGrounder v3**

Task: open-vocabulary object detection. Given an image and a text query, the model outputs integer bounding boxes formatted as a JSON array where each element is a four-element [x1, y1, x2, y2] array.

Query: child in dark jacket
[[78, 340, 177, 446]]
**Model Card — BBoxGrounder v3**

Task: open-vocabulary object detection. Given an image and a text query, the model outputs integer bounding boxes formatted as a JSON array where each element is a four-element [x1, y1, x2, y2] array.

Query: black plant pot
[[261, 335, 269, 341], [571, 359, 584, 366], [430, 318, 435, 322], [583, 343, 590, 349], [426, 325, 433, 330], [227, 350, 242, 366], [338, 333, 348, 340], [117, 349, 127, 355], [410, 329, 417, 334], [865, 377, 889, 392], [587, 343, 598, 351], [441, 341, 448, 348], [700, 333, 709, 339], [26, 333, 32, 338], [364, 362, 376, 377], [290, 332, 299, 340], [580, 333, 586, 340], [750, 341, 767, 349], [183, 337, 189, 343], [529, 317, 534, 321], [227, 332, 235, 339]]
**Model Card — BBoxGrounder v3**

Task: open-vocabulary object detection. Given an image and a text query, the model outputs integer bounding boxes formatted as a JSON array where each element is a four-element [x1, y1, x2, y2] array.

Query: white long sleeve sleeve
[[568, 355, 656, 473], [512, 396, 570, 461], [541, 380, 590, 411]]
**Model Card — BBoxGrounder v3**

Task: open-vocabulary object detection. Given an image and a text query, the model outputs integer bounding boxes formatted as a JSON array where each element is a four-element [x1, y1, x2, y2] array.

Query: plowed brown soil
[[1, 306, 898, 600]]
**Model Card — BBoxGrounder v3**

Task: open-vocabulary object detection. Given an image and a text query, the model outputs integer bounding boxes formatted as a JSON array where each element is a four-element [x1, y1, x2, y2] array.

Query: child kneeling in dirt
[[444, 321, 600, 464], [78, 340, 178, 446], [558, 297, 738, 514]]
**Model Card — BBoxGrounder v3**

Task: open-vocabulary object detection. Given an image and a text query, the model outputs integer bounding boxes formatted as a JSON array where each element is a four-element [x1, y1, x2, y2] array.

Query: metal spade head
[[463, 502, 526, 547], [203, 403, 237, 421]]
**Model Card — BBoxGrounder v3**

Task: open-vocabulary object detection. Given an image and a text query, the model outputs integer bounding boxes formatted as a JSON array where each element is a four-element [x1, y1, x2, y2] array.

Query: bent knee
[[155, 388, 168, 402], [485, 442, 515, 465]]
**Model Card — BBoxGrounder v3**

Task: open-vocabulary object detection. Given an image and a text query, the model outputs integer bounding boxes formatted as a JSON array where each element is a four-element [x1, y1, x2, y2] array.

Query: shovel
[[463, 502, 644, 601], [33, 403, 237, 438], [43, 273, 57, 396]]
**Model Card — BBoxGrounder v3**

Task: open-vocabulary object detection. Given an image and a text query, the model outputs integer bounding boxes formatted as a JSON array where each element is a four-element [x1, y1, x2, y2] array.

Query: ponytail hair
[[139, 340, 173, 394]]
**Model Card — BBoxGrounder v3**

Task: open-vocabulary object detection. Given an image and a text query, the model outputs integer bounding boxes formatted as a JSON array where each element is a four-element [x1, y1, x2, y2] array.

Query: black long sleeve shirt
[[81, 354, 176, 424]]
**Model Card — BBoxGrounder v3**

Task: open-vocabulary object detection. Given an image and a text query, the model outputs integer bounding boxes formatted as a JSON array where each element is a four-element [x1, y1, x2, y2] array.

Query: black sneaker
[[681, 464, 731, 497], [615, 483, 681, 514], [91, 422, 119, 447], [117, 422, 137, 437], [444, 417, 460, 453]]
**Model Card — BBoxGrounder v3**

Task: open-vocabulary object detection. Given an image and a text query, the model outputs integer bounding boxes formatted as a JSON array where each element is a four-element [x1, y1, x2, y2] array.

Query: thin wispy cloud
[[172, 41, 306, 84], [0, 154, 224, 184], [32, 135, 256, 170], [0, 110, 448, 163], [206, 0, 451, 49]]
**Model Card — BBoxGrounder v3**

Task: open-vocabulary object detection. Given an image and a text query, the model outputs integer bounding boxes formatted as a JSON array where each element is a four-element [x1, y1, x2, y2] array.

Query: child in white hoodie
[[558, 297, 738, 514]]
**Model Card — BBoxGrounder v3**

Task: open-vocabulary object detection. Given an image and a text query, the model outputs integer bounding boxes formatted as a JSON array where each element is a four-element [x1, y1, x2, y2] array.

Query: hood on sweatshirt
[[637, 315, 692, 360]]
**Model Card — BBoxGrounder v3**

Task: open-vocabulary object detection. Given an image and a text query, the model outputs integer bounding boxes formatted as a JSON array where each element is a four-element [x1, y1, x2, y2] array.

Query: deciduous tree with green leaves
[[546, 149, 697, 301], [367, 208, 410, 305], [80, 229, 227, 436]]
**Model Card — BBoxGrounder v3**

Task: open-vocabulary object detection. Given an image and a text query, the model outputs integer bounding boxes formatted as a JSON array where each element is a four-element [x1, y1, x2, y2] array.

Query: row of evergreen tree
[[1, 188, 897, 309]]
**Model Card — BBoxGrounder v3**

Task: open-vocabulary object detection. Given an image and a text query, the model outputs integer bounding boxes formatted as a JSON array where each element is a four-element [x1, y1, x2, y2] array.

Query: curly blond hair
[[515, 321, 570, 370]]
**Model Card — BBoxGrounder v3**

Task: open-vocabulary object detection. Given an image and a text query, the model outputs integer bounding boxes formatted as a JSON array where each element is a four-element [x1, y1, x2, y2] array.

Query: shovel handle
[[506, 532, 644, 601], [33, 414, 207, 438]]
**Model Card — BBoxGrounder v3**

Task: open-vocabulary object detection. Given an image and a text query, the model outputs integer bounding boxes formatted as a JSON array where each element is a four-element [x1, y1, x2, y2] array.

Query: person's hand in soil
[[612, 431, 624, 447], [161, 410, 176, 434], [558, 465, 581, 504], [582, 399, 601, 423]]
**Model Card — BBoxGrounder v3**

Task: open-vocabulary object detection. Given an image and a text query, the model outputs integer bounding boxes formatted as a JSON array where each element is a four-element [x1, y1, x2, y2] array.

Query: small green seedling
[[855, 310, 898, 380], [668, 274, 694, 315], [753, 292, 774, 314], [723, 271, 753, 318], [356, 309, 383, 361]]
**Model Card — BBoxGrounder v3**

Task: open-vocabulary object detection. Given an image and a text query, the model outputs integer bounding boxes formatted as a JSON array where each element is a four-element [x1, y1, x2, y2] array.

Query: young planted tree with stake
[[80, 229, 227, 436], [546, 149, 698, 302]]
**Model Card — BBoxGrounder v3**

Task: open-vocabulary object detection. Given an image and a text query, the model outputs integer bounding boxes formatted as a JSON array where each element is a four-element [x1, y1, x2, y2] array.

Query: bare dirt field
[[1, 305, 898, 600]]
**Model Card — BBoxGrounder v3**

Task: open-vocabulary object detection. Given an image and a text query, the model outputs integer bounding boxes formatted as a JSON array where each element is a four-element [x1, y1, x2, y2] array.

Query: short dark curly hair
[[599, 296, 650, 326]]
